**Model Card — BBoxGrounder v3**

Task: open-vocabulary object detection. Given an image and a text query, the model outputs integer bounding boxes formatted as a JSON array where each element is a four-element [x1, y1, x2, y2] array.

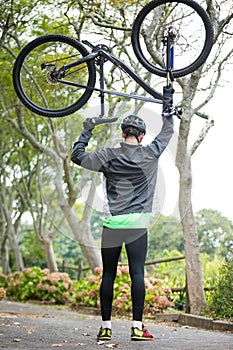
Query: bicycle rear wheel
[[13, 34, 96, 117], [132, 0, 214, 78]]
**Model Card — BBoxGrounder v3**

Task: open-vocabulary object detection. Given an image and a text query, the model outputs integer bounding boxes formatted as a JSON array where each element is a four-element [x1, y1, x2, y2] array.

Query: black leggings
[[100, 228, 148, 321]]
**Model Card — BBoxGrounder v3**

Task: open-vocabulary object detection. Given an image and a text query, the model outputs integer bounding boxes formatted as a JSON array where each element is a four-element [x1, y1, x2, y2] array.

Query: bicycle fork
[[162, 27, 182, 119]]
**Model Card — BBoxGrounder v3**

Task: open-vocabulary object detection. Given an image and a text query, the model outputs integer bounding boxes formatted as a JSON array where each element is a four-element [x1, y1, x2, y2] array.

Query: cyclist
[[71, 113, 173, 341]]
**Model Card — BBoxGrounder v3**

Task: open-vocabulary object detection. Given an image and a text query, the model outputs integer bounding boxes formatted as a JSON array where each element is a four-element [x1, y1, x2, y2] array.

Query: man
[[71, 113, 173, 341]]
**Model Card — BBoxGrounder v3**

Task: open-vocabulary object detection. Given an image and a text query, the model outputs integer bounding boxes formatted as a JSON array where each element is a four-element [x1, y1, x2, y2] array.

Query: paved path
[[0, 301, 232, 349]]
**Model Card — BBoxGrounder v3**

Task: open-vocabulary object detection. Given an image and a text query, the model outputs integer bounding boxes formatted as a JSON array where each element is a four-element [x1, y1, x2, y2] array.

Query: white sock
[[132, 321, 142, 330], [102, 320, 111, 329]]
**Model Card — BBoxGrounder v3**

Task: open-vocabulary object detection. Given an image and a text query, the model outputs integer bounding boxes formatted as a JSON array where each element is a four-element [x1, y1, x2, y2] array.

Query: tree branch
[[9, 104, 59, 162], [83, 14, 131, 31], [206, 0, 233, 42], [190, 119, 214, 155]]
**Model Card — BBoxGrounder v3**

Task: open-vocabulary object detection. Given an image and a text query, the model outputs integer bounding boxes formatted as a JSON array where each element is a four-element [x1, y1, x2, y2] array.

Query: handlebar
[[91, 117, 118, 126]]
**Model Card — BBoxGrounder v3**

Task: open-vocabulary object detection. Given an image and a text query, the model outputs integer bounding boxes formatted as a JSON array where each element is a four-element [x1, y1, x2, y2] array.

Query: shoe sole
[[131, 336, 154, 341]]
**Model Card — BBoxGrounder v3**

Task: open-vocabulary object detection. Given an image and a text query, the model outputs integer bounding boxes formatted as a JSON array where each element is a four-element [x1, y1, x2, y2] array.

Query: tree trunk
[[59, 201, 102, 271], [1, 240, 11, 275], [40, 232, 58, 272], [4, 194, 24, 271], [0, 194, 10, 274], [177, 142, 206, 314], [78, 221, 102, 271], [9, 227, 24, 271]]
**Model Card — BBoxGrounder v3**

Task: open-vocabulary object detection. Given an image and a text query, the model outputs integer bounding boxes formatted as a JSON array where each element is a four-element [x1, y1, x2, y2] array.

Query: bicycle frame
[[56, 43, 164, 117], [46, 27, 182, 119]]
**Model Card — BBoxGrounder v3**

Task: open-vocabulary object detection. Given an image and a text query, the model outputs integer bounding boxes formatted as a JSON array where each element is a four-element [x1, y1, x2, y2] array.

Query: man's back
[[71, 115, 173, 218]]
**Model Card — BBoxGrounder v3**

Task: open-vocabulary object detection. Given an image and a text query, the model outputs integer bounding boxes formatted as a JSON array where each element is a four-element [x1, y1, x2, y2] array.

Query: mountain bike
[[12, 0, 214, 124]]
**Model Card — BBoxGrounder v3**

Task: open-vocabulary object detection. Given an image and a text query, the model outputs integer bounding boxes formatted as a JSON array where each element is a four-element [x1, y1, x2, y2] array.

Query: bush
[[0, 273, 8, 288], [207, 257, 233, 320], [6, 267, 73, 303], [71, 267, 102, 308], [36, 271, 73, 303], [0, 287, 6, 301], [6, 267, 47, 301]]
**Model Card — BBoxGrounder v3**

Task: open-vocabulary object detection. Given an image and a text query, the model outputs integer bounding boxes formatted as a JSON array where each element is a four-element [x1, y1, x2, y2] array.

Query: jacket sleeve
[[71, 129, 107, 172], [148, 116, 174, 157]]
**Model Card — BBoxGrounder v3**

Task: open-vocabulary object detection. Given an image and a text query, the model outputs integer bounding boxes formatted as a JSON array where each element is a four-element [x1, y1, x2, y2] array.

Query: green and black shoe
[[97, 327, 112, 341]]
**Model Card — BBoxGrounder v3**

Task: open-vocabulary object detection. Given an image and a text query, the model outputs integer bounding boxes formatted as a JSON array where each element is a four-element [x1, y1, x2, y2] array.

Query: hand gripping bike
[[12, 0, 214, 126]]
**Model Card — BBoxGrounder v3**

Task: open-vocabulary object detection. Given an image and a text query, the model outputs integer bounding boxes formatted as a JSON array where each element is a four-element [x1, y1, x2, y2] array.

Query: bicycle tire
[[13, 34, 96, 117], [132, 0, 214, 78]]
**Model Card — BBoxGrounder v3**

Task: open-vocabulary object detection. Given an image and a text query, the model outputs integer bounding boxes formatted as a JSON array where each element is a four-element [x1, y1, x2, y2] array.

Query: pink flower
[[48, 285, 57, 293], [87, 275, 97, 283], [94, 266, 102, 275], [23, 268, 31, 274], [62, 282, 69, 290], [62, 292, 70, 299]]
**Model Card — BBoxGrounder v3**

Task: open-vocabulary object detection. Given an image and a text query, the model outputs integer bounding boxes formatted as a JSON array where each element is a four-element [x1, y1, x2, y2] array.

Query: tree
[[0, 0, 104, 271], [0, 119, 27, 273], [196, 209, 233, 259], [0, 103, 60, 272], [175, 0, 233, 314]]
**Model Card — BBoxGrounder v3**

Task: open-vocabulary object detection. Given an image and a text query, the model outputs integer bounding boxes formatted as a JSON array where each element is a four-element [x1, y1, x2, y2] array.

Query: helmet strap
[[123, 127, 142, 143]]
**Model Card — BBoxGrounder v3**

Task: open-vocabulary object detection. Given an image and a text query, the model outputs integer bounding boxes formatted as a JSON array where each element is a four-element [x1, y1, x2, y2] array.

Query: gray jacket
[[71, 117, 173, 216]]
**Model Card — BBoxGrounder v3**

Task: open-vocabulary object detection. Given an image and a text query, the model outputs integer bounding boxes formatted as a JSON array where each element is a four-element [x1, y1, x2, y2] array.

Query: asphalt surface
[[0, 300, 232, 350]]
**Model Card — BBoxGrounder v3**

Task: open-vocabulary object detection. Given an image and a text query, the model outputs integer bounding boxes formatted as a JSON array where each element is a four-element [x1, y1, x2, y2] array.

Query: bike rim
[[132, 0, 213, 77], [15, 37, 94, 116]]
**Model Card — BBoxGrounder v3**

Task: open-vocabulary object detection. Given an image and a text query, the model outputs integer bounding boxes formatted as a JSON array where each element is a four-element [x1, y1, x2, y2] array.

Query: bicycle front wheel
[[132, 0, 214, 78], [13, 34, 96, 117]]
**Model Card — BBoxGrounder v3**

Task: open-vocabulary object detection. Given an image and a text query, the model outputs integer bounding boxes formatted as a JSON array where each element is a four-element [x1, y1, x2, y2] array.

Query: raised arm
[[71, 128, 110, 172], [71, 129, 93, 166], [148, 115, 174, 157]]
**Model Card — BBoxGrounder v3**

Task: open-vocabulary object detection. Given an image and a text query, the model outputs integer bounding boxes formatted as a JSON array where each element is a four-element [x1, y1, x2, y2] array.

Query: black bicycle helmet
[[121, 114, 146, 134]]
